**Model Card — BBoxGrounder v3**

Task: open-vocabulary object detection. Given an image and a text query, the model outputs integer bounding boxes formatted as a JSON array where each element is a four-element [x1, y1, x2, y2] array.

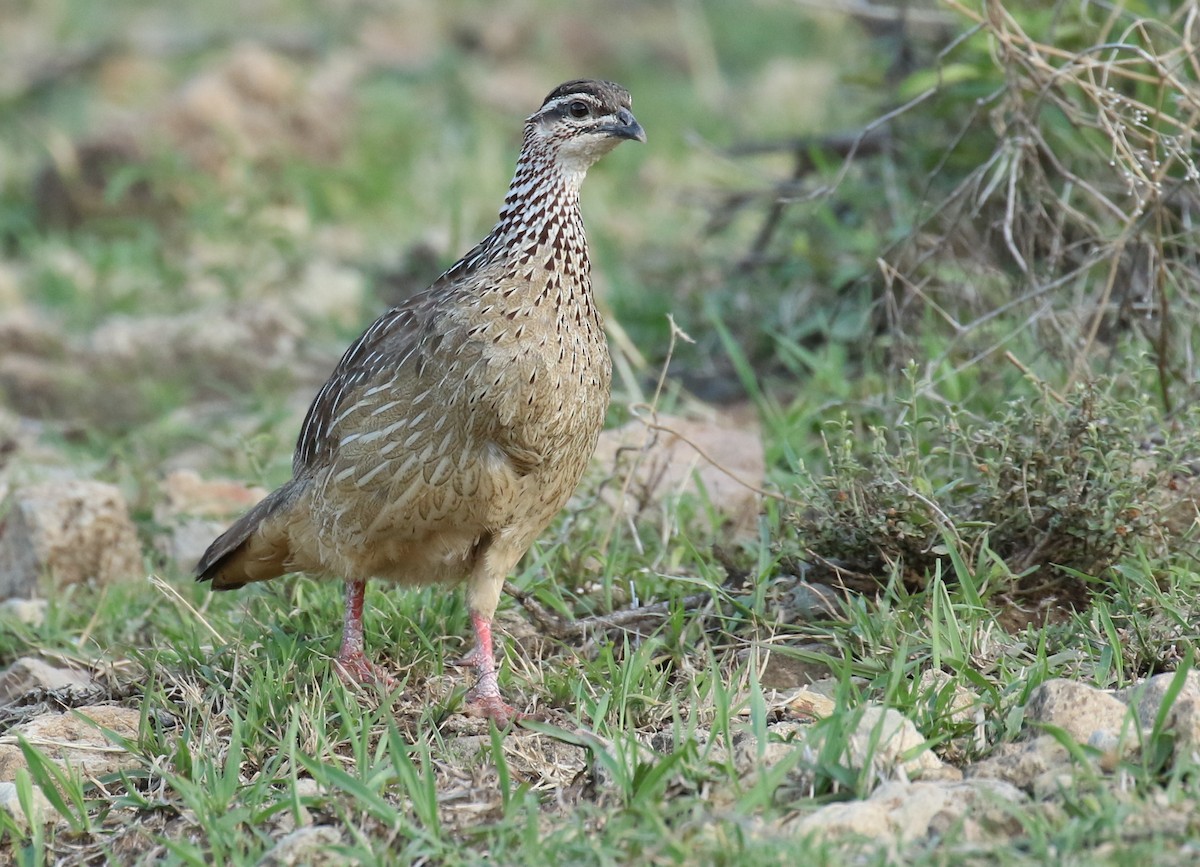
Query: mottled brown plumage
[[196, 79, 644, 723]]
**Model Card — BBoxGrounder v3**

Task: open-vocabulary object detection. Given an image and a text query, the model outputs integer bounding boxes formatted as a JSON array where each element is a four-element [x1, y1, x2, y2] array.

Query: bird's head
[[524, 79, 645, 179]]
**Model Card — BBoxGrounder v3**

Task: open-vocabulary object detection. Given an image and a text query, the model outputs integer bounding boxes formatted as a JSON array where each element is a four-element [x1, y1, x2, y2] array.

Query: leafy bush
[[708, 0, 1200, 410], [785, 374, 1191, 624]]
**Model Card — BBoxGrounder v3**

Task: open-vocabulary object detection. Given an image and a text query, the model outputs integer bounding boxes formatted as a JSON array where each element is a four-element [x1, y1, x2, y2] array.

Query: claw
[[335, 649, 397, 688], [463, 690, 521, 726], [453, 645, 482, 668]]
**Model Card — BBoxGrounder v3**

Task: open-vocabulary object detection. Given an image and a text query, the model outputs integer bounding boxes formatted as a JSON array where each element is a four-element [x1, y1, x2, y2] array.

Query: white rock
[[0, 780, 55, 829], [781, 687, 837, 721], [152, 469, 271, 568], [0, 705, 142, 782], [1031, 768, 1083, 801], [0, 657, 96, 704], [1025, 679, 1134, 745], [844, 706, 943, 779], [1122, 671, 1200, 732], [788, 779, 1026, 842], [880, 778, 1025, 840], [0, 479, 143, 597], [789, 799, 891, 841], [156, 469, 267, 520], [258, 825, 347, 866], [0, 597, 47, 627], [87, 302, 304, 385], [733, 720, 812, 781], [291, 258, 367, 328], [966, 735, 1070, 789], [1165, 695, 1200, 765], [918, 669, 981, 725], [157, 518, 234, 570], [592, 409, 765, 539]]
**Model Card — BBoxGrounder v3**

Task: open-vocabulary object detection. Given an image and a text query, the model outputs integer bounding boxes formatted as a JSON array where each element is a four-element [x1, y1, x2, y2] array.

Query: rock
[[0, 480, 143, 597], [0, 705, 142, 783], [157, 469, 267, 519], [162, 42, 357, 178], [732, 720, 813, 789], [0, 354, 75, 419], [966, 735, 1071, 789], [355, 9, 443, 72], [0, 598, 47, 627], [966, 675, 1200, 790], [842, 706, 944, 779], [87, 302, 306, 391], [738, 706, 944, 793], [0, 308, 64, 357], [290, 258, 368, 328], [781, 687, 837, 722], [258, 826, 347, 866], [1030, 767, 1085, 801], [0, 780, 55, 829], [156, 518, 230, 571], [30, 41, 361, 230], [593, 409, 764, 539], [0, 657, 96, 705], [273, 778, 319, 835], [788, 799, 891, 841], [918, 669, 982, 726], [1025, 679, 1134, 746], [0, 301, 312, 427], [294, 778, 322, 799], [1165, 695, 1200, 764], [1120, 670, 1200, 732], [154, 470, 268, 568], [1087, 729, 1125, 769], [787, 779, 1026, 843]]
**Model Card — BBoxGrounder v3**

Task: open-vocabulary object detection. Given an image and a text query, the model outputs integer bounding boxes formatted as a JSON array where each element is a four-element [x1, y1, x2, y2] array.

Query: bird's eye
[[567, 100, 590, 119]]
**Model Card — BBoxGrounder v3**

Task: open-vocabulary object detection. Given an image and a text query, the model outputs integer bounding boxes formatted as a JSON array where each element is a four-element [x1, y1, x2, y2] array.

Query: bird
[[196, 79, 645, 725]]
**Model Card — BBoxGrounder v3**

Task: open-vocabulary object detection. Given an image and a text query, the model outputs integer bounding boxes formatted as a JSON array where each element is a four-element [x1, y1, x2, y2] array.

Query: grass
[[5, 524, 1200, 862], [4, 0, 1200, 863]]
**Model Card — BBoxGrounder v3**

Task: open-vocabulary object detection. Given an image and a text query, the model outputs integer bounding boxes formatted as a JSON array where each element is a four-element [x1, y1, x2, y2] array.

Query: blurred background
[[4, 0, 1200, 622], [3, 0, 1200, 610], [0, 0, 897, 448], [4, 2, 1200, 860]]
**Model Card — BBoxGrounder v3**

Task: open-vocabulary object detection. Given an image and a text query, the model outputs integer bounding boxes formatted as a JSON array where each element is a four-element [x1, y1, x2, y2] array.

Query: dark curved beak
[[603, 107, 646, 143]]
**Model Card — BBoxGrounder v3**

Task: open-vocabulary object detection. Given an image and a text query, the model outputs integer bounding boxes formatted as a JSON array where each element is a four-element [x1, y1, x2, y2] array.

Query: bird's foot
[[463, 689, 521, 726], [335, 650, 397, 688]]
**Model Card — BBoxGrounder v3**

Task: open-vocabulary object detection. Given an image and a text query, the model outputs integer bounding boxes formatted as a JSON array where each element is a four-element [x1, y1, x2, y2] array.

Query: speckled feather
[[197, 81, 639, 621]]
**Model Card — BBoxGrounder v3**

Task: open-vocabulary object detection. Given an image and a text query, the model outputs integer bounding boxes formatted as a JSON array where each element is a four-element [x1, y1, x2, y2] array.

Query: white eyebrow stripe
[[542, 94, 603, 113]]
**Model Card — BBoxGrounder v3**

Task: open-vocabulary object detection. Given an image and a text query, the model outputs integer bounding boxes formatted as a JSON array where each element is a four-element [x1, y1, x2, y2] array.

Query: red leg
[[463, 611, 519, 725], [335, 579, 395, 686]]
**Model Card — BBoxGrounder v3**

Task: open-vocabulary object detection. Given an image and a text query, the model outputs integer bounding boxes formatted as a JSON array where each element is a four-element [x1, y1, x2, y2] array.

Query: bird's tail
[[196, 480, 301, 590]]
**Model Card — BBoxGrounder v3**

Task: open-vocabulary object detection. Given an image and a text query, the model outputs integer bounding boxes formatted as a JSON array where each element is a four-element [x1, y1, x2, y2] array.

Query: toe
[[335, 653, 396, 688], [463, 692, 521, 726]]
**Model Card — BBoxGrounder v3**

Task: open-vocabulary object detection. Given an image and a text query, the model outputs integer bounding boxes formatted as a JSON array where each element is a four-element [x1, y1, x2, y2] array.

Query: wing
[[292, 237, 506, 474], [293, 303, 427, 473]]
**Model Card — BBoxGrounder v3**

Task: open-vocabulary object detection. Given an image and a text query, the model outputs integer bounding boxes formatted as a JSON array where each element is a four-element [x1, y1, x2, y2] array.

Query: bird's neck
[[488, 145, 588, 263]]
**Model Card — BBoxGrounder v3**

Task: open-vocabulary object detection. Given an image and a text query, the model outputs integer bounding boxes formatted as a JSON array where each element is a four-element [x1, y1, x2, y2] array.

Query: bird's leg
[[335, 578, 394, 686], [463, 609, 519, 725]]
